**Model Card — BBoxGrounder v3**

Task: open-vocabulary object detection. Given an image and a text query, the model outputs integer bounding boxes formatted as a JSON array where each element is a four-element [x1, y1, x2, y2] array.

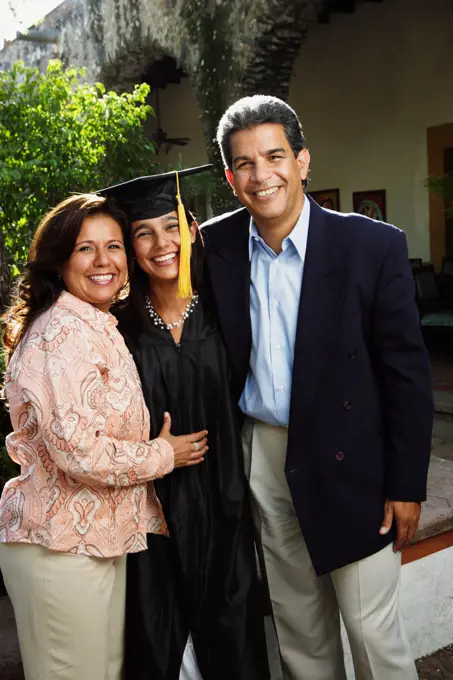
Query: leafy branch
[[426, 173, 453, 218], [0, 59, 159, 273]]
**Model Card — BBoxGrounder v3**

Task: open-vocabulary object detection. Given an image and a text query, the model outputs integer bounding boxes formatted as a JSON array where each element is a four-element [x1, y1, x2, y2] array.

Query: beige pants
[[242, 419, 417, 680], [0, 542, 126, 680]]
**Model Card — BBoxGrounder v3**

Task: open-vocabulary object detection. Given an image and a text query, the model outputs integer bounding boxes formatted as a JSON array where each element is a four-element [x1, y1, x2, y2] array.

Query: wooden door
[[427, 123, 453, 269]]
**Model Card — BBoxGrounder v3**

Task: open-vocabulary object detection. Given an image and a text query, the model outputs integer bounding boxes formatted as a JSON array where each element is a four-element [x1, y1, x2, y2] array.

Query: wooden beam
[[402, 529, 453, 565], [427, 123, 453, 269], [16, 30, 59, 44], [328, 1, 356, 13], [317, 8, 331, 23], [143, 56, 187, 90]]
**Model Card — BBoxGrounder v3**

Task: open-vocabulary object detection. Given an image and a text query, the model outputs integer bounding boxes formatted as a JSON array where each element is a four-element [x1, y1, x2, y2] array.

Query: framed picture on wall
[[352, 190, 387, 222], [308, 188, 340, 212]]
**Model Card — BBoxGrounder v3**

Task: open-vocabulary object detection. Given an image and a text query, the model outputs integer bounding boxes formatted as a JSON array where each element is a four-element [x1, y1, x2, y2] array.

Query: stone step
[[434, 389, 453, 416]]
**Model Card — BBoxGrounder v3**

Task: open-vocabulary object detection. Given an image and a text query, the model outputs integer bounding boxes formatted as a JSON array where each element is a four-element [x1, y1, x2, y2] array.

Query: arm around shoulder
[[14, 315, 174, 488]]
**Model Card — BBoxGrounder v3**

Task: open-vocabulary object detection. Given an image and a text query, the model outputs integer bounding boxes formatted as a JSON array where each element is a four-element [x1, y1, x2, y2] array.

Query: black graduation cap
[[97, 164, 213, 222], [98, 164, 213, 299]]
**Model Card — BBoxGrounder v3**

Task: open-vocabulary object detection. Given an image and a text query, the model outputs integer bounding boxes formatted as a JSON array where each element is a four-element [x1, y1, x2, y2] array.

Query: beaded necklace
[[145, 293, 199, 331]]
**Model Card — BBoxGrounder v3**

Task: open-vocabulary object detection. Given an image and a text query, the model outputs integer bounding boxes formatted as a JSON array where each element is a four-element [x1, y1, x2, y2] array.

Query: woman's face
[[60, 213, 127, 313], [131, 210, 196, 285]]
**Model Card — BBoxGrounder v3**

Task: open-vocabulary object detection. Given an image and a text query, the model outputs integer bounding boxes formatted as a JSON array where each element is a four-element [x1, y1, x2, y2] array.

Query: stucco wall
[[0, 1, 76, 72], [291, 0, 453, 260]]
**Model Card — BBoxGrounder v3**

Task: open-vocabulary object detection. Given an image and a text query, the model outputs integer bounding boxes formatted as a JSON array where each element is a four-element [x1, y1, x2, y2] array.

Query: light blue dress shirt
[[239, 198, 310, 427]]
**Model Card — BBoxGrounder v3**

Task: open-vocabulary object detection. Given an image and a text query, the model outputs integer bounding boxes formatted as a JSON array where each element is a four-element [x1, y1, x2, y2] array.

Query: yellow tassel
[[175, 171, 193, 299]]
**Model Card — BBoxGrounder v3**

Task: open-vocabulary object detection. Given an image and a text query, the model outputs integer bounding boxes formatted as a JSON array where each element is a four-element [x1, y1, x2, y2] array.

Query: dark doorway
[[444, 147, 453, 256], [428, 123, 453, 269]]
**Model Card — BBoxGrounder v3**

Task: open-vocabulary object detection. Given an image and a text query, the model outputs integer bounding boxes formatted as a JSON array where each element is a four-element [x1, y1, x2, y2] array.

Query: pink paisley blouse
[[0, 292, 174, 557]]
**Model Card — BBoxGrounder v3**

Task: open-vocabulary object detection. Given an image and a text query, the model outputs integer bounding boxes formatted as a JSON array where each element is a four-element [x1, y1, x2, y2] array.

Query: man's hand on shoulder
[[379, 499, 421, 552]]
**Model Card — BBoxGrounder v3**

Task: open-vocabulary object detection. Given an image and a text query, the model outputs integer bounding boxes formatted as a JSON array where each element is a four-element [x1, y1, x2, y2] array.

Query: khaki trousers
[[0, 542, 126, 680], [242, 419, 417, 680]]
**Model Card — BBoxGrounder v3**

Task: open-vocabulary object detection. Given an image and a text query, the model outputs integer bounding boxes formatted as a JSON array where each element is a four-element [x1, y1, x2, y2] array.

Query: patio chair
[[440, 256, 453, 305], [441, 256, 453, 275], [413, 267, 453, 329]]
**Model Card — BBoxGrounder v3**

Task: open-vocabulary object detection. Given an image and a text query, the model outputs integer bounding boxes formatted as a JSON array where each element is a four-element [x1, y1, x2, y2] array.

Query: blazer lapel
[[289, 198, 348, 434], [204, 210, 251, 396]]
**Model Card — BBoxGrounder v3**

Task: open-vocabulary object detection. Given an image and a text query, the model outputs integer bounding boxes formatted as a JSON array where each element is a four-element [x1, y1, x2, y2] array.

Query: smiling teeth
[[89, 275, 113, 282], [154, 254, 176, 263], [256, 187, 279, 197]]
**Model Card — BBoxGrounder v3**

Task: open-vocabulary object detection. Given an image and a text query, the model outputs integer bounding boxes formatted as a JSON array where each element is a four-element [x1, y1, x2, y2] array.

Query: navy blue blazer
[[201, 196, 433, 575]]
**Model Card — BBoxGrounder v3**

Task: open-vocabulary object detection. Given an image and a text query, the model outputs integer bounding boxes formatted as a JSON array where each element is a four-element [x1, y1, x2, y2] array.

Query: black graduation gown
[[118, 302, 270, 680]]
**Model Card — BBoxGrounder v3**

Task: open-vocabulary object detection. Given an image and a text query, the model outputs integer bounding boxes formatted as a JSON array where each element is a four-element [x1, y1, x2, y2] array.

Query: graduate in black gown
[[100, 167, 270, 680]]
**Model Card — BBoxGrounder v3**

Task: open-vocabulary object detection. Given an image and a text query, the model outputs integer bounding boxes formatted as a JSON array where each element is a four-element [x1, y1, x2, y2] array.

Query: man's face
[[225, 123, 310, 226]]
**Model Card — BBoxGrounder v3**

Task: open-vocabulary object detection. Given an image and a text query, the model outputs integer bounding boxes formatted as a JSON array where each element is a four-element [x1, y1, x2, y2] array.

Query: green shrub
[[0, 59, 159, 274], [426, 172, 453, 218]]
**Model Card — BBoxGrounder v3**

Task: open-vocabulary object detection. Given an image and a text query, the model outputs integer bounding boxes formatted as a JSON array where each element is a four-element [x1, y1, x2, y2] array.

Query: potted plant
[[426, 172, 453, 217]]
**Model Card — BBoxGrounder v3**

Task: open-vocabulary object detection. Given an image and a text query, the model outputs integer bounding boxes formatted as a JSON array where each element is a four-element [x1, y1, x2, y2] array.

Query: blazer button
[[343, 400, 352, 411], [349, 351, 357, 359], [335, 451, 345, 461]]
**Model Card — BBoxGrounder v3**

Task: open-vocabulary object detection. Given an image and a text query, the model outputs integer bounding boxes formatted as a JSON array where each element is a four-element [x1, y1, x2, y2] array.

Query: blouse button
[[335, 451, 345, 461]]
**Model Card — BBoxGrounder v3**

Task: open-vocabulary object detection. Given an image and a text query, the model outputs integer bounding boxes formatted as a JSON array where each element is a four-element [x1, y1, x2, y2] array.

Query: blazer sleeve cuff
[[385, 485, 427, 503]]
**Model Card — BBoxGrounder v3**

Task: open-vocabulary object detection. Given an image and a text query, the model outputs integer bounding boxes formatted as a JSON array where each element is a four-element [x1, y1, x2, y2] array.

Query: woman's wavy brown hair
[[1, 193, 131, 365]]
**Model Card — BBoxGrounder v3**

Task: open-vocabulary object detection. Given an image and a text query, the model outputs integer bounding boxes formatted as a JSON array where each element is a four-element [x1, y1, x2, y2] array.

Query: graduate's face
[[60, 214, 127, 313], [225, 123, 309, 227], [131, 210, 197, 285]]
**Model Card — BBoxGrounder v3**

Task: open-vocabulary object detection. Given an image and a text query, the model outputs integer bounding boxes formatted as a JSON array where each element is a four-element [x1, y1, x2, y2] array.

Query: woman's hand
[[158, 412, 208, 468]]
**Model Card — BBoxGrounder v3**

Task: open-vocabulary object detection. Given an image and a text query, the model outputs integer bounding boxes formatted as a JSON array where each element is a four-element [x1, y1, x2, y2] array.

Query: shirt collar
[[56, 291, 118, 331], [248, 194, 311, 260]]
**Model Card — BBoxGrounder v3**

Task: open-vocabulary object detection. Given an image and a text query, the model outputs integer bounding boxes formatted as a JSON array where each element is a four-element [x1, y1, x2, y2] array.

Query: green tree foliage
[[0, 59, 158, 272], [427, 173, 453, 218]]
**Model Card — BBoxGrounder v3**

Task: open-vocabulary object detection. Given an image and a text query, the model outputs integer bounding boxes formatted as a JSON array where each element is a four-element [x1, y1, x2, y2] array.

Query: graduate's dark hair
[[118, 209, 205, 340], [216, 94, 308, 188], [2, 194, 131, 365]]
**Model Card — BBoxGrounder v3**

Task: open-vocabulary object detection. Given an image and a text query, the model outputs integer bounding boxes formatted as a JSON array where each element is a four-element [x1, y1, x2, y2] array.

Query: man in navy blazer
[[201, 95, 433, 680]]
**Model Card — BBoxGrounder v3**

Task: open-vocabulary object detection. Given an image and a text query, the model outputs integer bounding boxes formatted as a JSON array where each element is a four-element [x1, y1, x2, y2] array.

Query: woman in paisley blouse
[[0, 194, 208, 680]]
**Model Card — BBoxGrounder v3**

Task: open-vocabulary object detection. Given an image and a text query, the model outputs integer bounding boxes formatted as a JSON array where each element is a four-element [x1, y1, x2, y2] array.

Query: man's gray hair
[[216, 94, 306, 175]]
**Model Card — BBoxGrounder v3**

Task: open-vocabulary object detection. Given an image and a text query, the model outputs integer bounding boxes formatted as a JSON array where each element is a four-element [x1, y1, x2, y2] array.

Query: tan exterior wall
[[292, 0, 453, 261], [142, 0, 453, 260], [148, 78, 208, 168]]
